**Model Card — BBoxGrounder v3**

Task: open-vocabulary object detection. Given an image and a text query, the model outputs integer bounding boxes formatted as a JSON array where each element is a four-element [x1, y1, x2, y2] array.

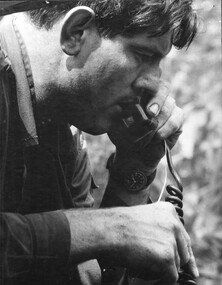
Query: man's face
[[61, 32, 172, 135]]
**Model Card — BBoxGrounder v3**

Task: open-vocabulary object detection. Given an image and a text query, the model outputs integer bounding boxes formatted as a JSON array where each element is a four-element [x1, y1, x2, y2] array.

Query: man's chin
[[84, 129, 106, 136], [69, 116, 121, 136], [78, 122, 110, 136]]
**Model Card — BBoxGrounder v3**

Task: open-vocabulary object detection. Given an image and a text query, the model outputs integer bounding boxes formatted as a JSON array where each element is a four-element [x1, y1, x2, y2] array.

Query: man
[[0, 1, 199, 284]]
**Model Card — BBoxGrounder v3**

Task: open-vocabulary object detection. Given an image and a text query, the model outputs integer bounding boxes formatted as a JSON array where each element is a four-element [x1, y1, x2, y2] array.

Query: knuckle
[[159, 203, 180, 222], [164, 201, 176, 212], [171, 220, 181, 234], [164, 204, 181, 230], [163, 247, 175, 265]]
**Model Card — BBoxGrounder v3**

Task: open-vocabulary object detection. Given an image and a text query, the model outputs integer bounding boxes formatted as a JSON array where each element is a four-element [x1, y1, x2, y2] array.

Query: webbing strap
[[0, 0, 72, 16], [0, 16, 39, 145]]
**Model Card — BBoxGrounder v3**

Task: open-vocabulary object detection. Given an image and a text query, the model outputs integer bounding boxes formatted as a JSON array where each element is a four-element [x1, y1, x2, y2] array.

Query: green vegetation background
[[85, 1, 221, 284]]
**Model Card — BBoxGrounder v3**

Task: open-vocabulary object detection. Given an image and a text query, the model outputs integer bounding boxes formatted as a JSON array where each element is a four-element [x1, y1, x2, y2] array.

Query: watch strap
[[106, 153, 156, 192]]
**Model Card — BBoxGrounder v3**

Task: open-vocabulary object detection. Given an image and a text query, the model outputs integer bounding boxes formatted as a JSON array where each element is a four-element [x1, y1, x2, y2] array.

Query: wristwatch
[[124, 169, 148, 192], [106, 153, 156, 193]]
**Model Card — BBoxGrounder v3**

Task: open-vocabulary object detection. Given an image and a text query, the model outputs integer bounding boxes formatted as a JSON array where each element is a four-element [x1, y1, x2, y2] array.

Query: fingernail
[[148, 103, 159, 116]]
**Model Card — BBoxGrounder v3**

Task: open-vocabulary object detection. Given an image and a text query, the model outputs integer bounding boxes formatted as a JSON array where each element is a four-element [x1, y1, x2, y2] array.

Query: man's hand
[[108, 84, 184, 176], [65, 203, 199, 284], [111, 202, 198, 284]]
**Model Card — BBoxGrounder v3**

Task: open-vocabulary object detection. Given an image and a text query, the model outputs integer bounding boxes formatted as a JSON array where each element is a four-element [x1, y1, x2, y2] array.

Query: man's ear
[[60, 6, 95, 56]]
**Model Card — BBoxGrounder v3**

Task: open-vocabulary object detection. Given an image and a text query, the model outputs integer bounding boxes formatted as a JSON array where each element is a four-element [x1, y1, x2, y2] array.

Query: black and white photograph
[[0, 1, 221, 284]]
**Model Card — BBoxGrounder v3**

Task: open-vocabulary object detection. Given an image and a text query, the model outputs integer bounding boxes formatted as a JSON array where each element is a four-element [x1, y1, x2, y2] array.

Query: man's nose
[[133, 71, 161, 101]]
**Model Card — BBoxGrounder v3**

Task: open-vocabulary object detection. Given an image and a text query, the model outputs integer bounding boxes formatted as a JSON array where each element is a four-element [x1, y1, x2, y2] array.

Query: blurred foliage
[[85, 0, 222, 284]]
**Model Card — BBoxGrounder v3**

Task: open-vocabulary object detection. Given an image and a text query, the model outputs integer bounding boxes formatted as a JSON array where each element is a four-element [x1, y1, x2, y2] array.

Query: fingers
[[130, 250, 180, 284], [179, 241, 199, 279], [154, 95, 176, 127], [176, 228, 192, 265], [146, 82, 169, 117], [145, 85, 184, 144], [154, 230, 198, 285], [161, 203, 199, 281], [186, 249, 199, 278], [157, 104, 184, 139]]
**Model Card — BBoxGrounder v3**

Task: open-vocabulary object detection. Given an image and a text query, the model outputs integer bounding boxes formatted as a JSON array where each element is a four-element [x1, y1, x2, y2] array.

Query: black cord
[[165, 144, 197, 285]]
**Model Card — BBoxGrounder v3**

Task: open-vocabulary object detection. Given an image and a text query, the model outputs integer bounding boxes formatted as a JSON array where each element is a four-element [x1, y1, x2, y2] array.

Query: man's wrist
[[106, 152, 156, 193], [64, 208, 122, 263]]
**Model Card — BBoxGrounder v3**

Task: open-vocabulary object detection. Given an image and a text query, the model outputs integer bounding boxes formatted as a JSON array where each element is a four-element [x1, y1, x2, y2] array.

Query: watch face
[[124, 169, 147, 192]]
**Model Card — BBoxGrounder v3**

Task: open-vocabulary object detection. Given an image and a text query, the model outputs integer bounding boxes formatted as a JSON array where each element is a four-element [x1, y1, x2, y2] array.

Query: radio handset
[[121, 103, 158, 144]]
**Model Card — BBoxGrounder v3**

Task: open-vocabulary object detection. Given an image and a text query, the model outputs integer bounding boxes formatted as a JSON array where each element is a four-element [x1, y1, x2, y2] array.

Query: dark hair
[[27, 0, 198, 49]]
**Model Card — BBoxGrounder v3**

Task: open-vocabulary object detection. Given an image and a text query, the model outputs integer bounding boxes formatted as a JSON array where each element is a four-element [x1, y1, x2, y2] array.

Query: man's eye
[[136, 52, 154, 62], [135, 51, 162, 66]]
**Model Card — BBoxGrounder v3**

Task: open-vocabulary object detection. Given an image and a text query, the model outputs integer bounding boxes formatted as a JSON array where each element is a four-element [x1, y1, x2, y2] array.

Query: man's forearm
[[1, 203, 199, 283], [64, 208, 121, 264], [1, 208, 121, 279], [1, 211, 70, 280]]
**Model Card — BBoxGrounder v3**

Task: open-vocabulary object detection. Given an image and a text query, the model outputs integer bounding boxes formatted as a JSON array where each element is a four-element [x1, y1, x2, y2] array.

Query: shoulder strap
[[0, 16, 39, 146], [0, 1, 71, 16], [0, 46, 16, 199]]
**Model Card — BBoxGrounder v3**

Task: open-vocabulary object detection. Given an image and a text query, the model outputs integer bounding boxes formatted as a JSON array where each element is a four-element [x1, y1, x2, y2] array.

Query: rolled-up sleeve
[[0, 211, 70, 282]]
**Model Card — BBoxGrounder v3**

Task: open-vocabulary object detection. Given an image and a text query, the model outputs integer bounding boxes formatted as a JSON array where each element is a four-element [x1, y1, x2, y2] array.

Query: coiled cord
[[165, 143, 197, 285]]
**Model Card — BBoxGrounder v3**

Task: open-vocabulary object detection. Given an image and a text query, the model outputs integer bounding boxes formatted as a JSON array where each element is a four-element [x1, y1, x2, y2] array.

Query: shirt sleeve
[[0, 210, 70, 282]]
